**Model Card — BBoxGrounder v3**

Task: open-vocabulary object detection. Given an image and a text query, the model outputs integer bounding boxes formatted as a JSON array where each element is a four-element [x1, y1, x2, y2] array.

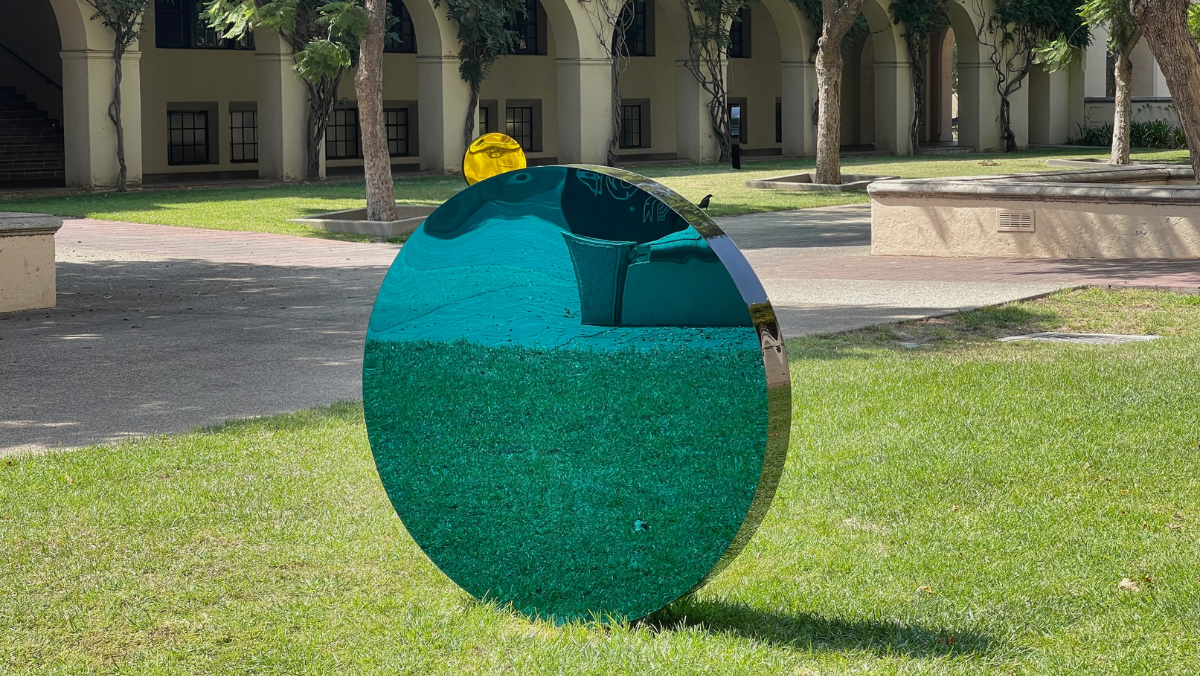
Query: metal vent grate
[[997, 210, 1035, 233], [998, 333, 1159, 345]]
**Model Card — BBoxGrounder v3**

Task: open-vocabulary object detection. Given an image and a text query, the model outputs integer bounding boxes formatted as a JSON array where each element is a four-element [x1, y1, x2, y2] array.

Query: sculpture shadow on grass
[[639, 598, 995, 658]]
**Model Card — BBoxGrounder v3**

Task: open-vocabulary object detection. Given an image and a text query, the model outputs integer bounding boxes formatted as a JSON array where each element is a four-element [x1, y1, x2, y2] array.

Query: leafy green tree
[[205, 0, 368, 181], [680, 0, 755, 164], [1035, 0, 1139, 164], [891, 0, 949, 154], [969, 0, 1087, 152], [83, 0, 151, 192], [435, 0, 526, 148]]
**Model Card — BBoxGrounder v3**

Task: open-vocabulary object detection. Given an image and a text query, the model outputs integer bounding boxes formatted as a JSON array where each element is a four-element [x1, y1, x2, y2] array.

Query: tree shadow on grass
[[640, 598, 994, 659], [788, 305, 1064, 356]]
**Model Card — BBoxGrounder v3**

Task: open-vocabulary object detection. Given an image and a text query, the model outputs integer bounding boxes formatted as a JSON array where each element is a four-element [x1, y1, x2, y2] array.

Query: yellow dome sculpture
[[463, 133, 527, 185]]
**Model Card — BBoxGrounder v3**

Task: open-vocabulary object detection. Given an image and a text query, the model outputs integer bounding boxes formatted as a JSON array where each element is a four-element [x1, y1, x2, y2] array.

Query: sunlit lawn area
[[0, 147, 1189, 238], [4, 288, 1199, 675]]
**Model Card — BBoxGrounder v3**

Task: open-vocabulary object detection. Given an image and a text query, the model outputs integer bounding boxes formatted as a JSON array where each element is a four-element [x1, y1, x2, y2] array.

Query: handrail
[[0, 43, 63, 92]]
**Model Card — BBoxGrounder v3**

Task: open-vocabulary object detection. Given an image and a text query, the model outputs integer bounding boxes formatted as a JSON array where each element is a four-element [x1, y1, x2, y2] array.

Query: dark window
[[385, 108, 410, 156], [727, 7, 749, 58], [620, 104, 642, 148], [168, 110, 209, 165], [506, 106, 534, 150], [620, 0, 648, 57], [155, 0, 254, 50], [230, 110, 257, 163], [479, 106, 490, 135], [326, 109, 361, 159], [385, 0, 417, 53], [775, 100, 782, 143], [509, 0, 541, 55], [729, 102, 744, 143]]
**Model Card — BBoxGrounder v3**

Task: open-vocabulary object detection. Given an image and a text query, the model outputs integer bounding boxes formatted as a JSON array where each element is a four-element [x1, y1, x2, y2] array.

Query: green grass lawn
[[4, 288, 1199, 675], [0, 148, 1189, 239]]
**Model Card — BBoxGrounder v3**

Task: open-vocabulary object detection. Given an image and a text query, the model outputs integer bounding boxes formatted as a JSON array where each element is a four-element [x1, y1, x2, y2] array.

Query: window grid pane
[[728, 8, 746, 58], [193, 0, 222, 49], [230, 110, 258, 163], [506, 106, 534, 151], [168, 110, 209, 165], [385, 0, 418, 53], [326, 109, 362, 159], [620, 0, 648, 56], [479, 107, 490, 135], [510, 0, 539, 54], [155, 0, 255, 50], [620, 104, 642, 148], [385, 108, 410, 156]]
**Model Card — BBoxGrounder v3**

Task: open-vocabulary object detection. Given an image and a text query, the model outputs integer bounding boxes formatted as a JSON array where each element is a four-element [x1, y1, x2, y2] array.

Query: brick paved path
[[3, 208, 1198, 454]]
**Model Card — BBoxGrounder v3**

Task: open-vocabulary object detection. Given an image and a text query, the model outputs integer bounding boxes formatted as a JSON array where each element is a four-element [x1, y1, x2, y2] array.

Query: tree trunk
[[1110, 40, 1135, 165], [814, 33, 844, 184], [608, 51, 626, 167], [356, 0, 396, 222], [463, 80, 480, 150], [108, 44, 128, 192], [305, 76, 341, 182], [906, 38, 926, 156], [1130, 0, 1200, 182]]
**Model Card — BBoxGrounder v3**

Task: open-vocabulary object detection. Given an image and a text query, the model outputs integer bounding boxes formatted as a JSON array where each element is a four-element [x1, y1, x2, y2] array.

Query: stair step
[[0, 86, 67, 188], [920, 144, 976, 155]]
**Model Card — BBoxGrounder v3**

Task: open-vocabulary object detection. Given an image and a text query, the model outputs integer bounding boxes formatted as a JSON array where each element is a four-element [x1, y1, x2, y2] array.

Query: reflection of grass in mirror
[[363, 338, 768, 623], [4, 288, 1200, 673]]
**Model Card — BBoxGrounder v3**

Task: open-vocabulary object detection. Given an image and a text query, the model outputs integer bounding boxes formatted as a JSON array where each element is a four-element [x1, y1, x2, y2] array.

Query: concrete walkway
[[3, 206, 1200, 454]]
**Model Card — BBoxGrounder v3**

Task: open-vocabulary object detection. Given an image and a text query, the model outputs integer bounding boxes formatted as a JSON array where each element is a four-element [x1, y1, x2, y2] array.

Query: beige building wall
[[331, 53, 423, 172], [14, 0, 1160, 189], [619, 0, 680, 158], [138, 4, 259, 177], [479, 25, 560, 161]]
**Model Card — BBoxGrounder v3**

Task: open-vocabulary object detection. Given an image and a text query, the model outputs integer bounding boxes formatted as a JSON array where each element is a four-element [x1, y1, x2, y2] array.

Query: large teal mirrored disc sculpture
[[364, 165, 789, 623]]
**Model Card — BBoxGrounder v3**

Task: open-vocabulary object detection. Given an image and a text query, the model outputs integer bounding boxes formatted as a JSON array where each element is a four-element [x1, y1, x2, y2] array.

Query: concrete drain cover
[[998, 332, 1160, 345]]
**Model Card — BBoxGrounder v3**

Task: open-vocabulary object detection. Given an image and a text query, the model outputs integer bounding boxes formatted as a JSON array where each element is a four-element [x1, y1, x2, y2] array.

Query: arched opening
[[942, 0, 991, 151], [925, 26, 958, 147], [0, 0, 66, 187], [727, 3, 783, 155], [838, 21, 874, 150]]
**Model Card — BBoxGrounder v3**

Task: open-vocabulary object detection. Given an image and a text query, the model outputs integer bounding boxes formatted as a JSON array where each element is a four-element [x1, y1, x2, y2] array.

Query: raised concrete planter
[[745, 173, 900, 192], [1, 212, 63, 313], [868, 166, 1200, 259], [1046, 158, 1186, 170], [287, 204, 437, 238]]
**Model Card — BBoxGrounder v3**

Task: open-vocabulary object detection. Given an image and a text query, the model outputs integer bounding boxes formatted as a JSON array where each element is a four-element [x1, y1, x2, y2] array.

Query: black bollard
[[731, 142, 741, 170]]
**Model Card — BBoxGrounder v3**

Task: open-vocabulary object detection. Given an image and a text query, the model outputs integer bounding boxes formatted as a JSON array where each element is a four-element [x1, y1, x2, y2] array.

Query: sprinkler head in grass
[[363, 165, 790, 624], [463, 133, 527, 185]]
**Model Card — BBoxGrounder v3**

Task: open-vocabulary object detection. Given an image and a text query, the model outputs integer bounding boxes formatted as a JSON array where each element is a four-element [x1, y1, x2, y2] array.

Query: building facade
[[0, 0, 1176, 190]]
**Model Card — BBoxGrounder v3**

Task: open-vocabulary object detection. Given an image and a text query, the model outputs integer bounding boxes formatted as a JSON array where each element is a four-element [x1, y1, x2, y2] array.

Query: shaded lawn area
[[3, 288, 1199, 674], [0, 148, 1189, 239]]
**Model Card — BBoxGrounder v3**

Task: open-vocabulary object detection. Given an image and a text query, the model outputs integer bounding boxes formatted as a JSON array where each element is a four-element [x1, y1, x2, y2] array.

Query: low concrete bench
[[868, 166, 1200, 259], [1, 212, 63, 313]]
